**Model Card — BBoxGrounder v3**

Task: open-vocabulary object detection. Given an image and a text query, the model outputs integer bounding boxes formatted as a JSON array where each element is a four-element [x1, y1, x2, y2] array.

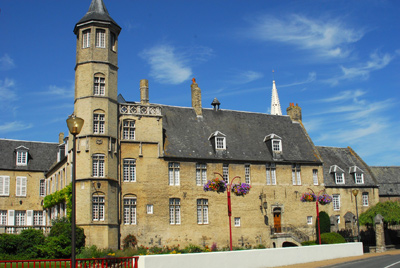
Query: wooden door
[[274, 212, 281, 233]]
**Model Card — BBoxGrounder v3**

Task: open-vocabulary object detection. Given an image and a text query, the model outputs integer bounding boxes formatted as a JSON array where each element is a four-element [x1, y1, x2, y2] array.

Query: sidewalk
[[273, 249, 400, 268]]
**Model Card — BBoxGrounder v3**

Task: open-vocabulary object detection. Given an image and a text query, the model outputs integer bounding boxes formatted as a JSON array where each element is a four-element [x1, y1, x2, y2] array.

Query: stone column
[[374, 214, 386, 253]]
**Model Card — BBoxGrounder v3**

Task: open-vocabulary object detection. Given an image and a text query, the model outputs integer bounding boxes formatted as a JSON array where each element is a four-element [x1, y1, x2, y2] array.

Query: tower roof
[[74, 0, 121, 33], [271, 80, 282, 115]]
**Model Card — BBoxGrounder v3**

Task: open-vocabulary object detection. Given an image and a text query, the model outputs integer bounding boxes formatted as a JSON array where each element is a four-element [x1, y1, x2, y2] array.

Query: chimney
[[286, 103, 302, 122], [140, 79, 149, 104], [59, 132, 64, 144], [191, 78, 203, 117], [211, 98, 221, 111]]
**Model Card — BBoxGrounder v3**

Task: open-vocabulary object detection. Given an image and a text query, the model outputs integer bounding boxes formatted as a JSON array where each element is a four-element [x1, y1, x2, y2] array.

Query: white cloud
[[0, 78, 17, 101], [320, 90, 366, 103], [279, 72, 317, 88], [139, 45, 193, 85], [244, 14, 364, 59], [235, 70, 264, 84], [0, 54, 16, 70], [45, 84, 75, 98], [0, 121, 33, 133]]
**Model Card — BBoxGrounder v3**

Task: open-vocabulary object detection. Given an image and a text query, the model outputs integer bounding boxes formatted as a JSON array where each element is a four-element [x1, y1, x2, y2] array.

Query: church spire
[[270, 80, 282, 115]]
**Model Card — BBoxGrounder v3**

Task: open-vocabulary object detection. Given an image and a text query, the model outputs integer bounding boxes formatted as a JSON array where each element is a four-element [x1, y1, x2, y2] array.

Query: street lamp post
[[66, 114, 84, 268], [214, 172, 241, 251], [352, 189, 361, 242]]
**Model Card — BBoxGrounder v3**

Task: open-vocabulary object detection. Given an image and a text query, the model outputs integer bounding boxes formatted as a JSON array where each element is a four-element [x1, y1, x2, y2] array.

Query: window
[[93, 113, 105, 134], [335, 173, 345, 184], [0, 210, 7, 225], [272, 140, 282, 152], [292, 164, 301, 185], [196, 163, 207, 186], [264, 134, 282, 154], [336, 215, 340, 224], [123, 159, 136, 182], [355, 173, 364, 184], [16, 176, 27, 197], [95, 29, 106, 48], [313, 169, 318, 185], [234, 217, 241, 227], [223, 164, 229, 183], [123, 197, 137, 225], [15, 211, 26, 226], [123, 120, 135, 140], [362, 192, 369, 206], [110, 32, 117, 51], [307, 216, 312, 225], [216, 137, 226, 150], [266, 163, 276, 185], [245, 164, 251, 184], [92, 195, 105, 221], [147, 204, 153, 214], [16, 150, 28, 166], [0, 176, 10, 196], [169, 198, 181, 225], [197, 199, 208, 224], [82, 29, 91, 48], [94, 76, 105, 95], [33, 211, 43, 226], [39, 179, 45, 197], [168, 162, 180, 185], [333, 194, 340, 210], [93, 154, 105, 177]]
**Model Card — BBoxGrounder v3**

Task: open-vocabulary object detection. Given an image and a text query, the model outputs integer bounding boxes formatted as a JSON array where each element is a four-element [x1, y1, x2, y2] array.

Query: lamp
[[352, 189, 361, 242], [66, 113, 84, 268]]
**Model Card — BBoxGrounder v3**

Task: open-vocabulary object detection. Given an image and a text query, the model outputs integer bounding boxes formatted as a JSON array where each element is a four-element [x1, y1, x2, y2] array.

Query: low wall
[[138, 243, 363, 268]]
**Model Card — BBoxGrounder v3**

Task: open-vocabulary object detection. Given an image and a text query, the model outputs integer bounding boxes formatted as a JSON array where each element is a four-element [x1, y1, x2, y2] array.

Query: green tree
[[0, 229, 46, 260], [359, 201, 400, 226], [316, 211, 330, 242]]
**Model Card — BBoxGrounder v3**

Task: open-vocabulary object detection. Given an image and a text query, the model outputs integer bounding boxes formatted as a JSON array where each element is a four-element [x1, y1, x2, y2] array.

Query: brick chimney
[[140, 79, 149, 104], [286, 103, 302, 122], [191, 78, 203, 117]]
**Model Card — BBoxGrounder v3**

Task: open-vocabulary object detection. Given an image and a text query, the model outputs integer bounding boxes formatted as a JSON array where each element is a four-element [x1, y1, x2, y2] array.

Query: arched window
[[123, 195, 137, 225]]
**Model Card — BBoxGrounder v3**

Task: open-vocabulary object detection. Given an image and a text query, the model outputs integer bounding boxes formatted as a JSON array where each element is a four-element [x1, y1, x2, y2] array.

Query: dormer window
[[329, 165, 345, 184], [264, 134, 282, 153], [16, 146, 29, 166], [349, 166, 364, 184], [209, 131, 226, 150]]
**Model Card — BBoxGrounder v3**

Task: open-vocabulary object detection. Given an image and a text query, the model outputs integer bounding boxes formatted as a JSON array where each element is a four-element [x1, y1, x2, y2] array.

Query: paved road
[[273, 249, 400, 268]]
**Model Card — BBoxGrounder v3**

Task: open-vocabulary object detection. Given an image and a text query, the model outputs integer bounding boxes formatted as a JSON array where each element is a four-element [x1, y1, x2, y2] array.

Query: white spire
[[271, 80, 282, 115]]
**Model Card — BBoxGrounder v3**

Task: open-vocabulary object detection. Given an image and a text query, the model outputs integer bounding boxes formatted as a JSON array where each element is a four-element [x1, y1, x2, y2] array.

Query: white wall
[[138, 243, 363, 268]]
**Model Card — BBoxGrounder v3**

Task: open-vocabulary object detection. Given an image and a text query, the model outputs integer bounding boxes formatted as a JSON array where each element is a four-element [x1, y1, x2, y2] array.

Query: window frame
[[122, 120, 135, 140], [92, 194, 105, 221], [92, 154, 105, 178], [147, 204, 153, 214], [292, 164, 301, 185], [272, 139, 282, 152], [216, 137, 226, 150], [245, 164, 251, 184], [234, 217, 241, 227], [307, 216, 313, 225], [362, 192, 369, 206], [355, 173, 364, 184], [223, 164, 229, 183], [123, 159, 136, 182], [313, 169, 319, 185], [95, 29, 106, 48], [168, 162, 180, 186], [16, 176, 27, 197], [0, 210, 7, 225], [197, 199, 209, 224], [335, 173, 345, 184], [196, 163, 207, 186], [15, 211, 26, 226], [266, 163, 276, 185], [169, 198, 181, 225], [123, 197, 137, 225], [0, 176, 10, 196], [16, 150, 28, 166], [333, 194, 340, 211], [39, 179, 46, 197], [93, 113, 105, 134], [94, 76, 105, 96], [33, 211, 43, 226], [82, 29, 91, 48]]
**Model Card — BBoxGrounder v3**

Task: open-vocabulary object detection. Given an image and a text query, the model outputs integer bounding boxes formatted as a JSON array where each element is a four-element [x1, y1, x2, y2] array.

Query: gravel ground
[[272, 249, 400, 268]]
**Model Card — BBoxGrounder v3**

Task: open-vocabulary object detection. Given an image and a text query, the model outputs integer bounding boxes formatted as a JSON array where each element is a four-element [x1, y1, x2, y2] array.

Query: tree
[[359, 201, 400, 226], [316, 211, 330, 243]]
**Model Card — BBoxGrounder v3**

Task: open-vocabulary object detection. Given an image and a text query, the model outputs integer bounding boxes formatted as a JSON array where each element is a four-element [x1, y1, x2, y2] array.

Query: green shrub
[[182, 244, 202, 253], [320, 232, 346, 244], [316, 211, 330, 242], [301, 240, 318, 246]]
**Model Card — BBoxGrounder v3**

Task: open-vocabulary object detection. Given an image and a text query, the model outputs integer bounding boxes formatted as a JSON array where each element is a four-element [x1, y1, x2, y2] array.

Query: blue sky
[[0, 0, 399, 166]]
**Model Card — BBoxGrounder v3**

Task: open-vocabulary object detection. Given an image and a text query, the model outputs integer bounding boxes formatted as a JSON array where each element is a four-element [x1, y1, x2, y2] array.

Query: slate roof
[[316, 146, 378, 188], [161, 106, 321, 163], [370, 166, 400, 196], [75, 0, 121, 33], [0, 139, 59, 172]]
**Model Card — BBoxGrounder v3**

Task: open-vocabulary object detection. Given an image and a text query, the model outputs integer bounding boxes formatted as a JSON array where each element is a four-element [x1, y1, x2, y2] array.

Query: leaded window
[[123, 197, 137, 225], [168, 162, 180, 185], [123, 120, 135, 140], [123, 159, 136, 182], [197, 199, 208, 224], [196, 163, 207, 186], [92, 195, 105, 221], [169, 198, 180, 225], [93, 154, 105, 177]]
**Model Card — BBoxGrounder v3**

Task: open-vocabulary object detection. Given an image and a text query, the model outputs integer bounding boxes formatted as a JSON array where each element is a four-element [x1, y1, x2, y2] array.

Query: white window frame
[[313, 169, 319, 185], [123, 197, 137, 225], [16, 150, 28, 166], [307, 216, 313, 225], [223, 164, 229, 183], [16, 176, 27, 197], [92, 154, 105, 177], [0, 210, 7, 225], [272, 139, 282, 152], [82, 29, 91, 48], [355, 173, 364, 184], [245, 164, 251, 184], [92, 195, 105, 221], [362, 192, 369, 206], [123, 159, 136, 182], [94, 76, 105, 96], [197, 199, 209, 224], [147, 204, 153, 214], [93, 113, 105, 134], [234, 217, 241, 227], [39, 179, 46, 197], [168, 162, 180, 186], [335, 173, 345, 184], [15, 211, 26, 226], [266, 163, 276, 185], [216, 137, 226, 150], [333, 194, 340, 211], [0, 176, 10, 196], [292, 164, 301, 185], [169, 198, 181, 225], [110, 32, 117, 51], [95, 29, 106, 48], [196, 163, 207, 186], [33, 211, 43, 226], [123, 120, 135, 140]]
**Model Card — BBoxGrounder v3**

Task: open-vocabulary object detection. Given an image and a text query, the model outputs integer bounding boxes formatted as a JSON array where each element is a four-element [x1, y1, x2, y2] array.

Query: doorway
[[273, 208, 281, 233]]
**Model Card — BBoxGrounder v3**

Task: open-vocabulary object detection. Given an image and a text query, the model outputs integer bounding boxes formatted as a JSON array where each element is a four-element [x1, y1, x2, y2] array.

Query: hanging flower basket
[[301, 192, 317, 202], [317, 193, 333, 205], [203, 178, 227, 193], [231, 183, 251, 196]]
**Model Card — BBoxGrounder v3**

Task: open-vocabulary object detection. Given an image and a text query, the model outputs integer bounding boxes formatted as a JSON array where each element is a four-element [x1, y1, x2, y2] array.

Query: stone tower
[[72, 0, 121, 249], [271, 80, 282, 115]]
